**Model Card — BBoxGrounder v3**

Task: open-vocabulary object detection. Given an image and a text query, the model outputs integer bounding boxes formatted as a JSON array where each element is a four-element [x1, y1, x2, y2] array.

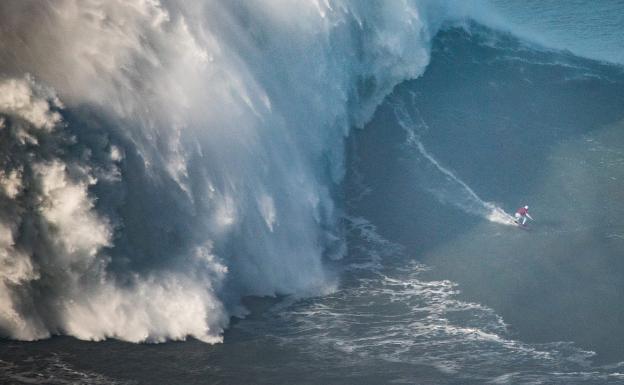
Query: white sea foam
[[258, 215, 609, 383], [0, 1, 465, 342]]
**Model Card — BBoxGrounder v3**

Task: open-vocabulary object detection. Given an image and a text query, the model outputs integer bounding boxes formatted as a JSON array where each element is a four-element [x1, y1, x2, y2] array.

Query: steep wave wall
[[0, 0, 457, 343]]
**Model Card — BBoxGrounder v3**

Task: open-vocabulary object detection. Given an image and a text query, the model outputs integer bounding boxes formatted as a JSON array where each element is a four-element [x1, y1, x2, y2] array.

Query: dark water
[[3, 25, 624, 385], [357, 25, 624, 362]]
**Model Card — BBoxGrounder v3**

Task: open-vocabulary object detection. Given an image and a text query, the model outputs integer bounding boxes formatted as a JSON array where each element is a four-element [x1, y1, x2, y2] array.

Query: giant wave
[[0, 0, 473, 343], [0, 0, 620, 345]]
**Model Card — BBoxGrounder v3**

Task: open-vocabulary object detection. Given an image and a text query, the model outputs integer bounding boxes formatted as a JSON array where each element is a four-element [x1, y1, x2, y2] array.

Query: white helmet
[[524, 205, 529, 210]]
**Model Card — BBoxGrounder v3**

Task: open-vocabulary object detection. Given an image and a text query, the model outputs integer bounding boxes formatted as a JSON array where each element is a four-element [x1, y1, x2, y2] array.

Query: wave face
[[0, 0, 464, 342], [353, 20, 624, 366], [392, 99, 516, 226]]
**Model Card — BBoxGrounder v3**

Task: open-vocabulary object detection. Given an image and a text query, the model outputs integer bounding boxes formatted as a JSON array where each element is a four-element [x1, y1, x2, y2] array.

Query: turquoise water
[[486, 0, 624, 64]]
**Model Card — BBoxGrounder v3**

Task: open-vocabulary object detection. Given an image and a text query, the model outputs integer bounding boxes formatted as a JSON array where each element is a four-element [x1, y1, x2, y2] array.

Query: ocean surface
[[1, 1, 624, 384]]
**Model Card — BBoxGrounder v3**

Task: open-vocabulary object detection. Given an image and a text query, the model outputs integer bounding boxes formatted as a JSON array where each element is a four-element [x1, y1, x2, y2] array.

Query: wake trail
[[392, 98, 516, 226]]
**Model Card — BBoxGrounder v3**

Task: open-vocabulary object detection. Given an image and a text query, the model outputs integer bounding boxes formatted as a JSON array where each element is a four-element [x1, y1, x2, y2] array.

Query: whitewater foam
[[247, 214, 614, 384], [0, 0, 461, 342]]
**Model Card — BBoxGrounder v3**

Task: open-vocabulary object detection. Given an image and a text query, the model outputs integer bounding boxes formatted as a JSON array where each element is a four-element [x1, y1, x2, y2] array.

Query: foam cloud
[[62, 275, 227, 343], [0, 76, 229, 342], [0, 77, 61, 131], [0, 0, 464, 343]]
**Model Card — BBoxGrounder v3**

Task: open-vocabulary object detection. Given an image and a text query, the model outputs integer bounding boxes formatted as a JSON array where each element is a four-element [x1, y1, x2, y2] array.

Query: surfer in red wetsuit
[[514, 205, 533, 225]]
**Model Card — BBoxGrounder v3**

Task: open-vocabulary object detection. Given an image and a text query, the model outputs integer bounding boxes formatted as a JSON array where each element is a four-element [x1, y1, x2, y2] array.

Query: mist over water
[[0, 0, 452, 343]]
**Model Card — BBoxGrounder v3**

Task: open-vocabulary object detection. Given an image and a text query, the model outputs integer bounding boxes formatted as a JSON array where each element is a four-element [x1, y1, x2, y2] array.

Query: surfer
[[514, 205, 533, 225]]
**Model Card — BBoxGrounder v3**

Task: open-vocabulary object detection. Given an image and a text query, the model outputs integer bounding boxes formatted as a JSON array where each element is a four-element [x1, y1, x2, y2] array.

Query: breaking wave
[[0, 0, 620, 344], [0, 0, 467, 342]]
